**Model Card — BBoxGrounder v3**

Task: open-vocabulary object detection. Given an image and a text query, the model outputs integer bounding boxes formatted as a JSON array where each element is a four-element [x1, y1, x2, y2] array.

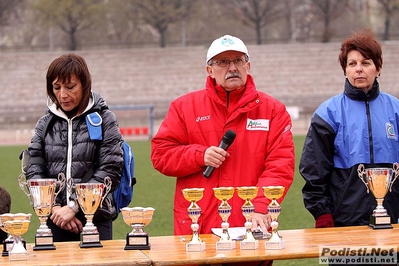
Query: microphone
[[203, 130, 236, 178]]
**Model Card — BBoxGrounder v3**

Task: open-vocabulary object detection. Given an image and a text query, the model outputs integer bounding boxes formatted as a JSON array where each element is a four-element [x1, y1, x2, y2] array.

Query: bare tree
[[106, 0, 140, 47], [227, 0, 285, 44], [377, 0, 399, 40], [310, 0, 349, 42], [0, 0, 24, 26], [135, 0, 197, 47], [31, 0, 106, 50]]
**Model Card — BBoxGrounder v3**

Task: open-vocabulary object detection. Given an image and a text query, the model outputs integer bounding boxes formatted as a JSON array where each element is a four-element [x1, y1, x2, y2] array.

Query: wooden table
[[2, 225, 399, 265], [1, 239, 151, 266], [144, 225, 399, 265]]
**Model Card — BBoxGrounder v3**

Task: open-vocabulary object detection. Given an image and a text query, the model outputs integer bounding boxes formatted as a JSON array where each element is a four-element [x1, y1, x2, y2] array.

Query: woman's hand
[[50, 206, 80, 232]]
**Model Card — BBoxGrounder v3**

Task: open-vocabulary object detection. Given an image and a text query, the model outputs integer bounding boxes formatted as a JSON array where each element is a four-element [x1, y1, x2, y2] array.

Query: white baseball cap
[[206, 35, 249, 64]]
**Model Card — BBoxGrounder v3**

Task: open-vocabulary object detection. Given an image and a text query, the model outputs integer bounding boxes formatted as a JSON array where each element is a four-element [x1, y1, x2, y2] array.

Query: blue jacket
[[300, 79, 399, 226]]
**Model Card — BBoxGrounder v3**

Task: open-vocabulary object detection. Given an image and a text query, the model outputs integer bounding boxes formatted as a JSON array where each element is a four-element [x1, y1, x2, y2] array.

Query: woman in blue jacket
[[300, 29, 399, 229]]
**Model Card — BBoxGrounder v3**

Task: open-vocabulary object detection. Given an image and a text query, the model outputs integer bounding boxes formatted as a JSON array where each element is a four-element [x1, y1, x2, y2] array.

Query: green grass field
[[0, 135, 319, 265]]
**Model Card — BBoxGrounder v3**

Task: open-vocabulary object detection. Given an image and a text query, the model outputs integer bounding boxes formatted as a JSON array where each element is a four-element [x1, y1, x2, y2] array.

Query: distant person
[[25, 53, 123, 242], [300, 28, 399, 231], [0, 186, 11, 242], [151, 35, 295, 238]]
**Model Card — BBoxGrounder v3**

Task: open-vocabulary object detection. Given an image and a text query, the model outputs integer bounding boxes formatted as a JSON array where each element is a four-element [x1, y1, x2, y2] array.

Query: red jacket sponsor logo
[[196, 115, 210, 122], [246, 119, 269, 131]]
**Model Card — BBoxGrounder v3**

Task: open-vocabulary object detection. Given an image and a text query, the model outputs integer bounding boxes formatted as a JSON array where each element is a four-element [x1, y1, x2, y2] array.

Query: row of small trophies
[[181, 162, 399, 252], [0, 173, 155, 261], [183, 186, 286, 252]]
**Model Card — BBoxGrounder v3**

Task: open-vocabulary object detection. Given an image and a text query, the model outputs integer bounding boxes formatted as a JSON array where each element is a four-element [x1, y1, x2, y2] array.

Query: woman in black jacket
[[26, 54, 123, 242]]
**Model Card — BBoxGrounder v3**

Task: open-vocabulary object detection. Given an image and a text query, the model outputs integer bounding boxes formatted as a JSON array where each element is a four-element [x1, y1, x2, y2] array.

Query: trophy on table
[[182, 188, 206, 252], [70, 176, 112, 248], [1, 213, 31, 261], [18, 173, 66, 250], [0, 213, 22, 257], [213, 187, 236, 250], [121, 206, 155, 250], [357, 163, 399, 229], [263, 186, 285, 250], [236, 186, 259, 250]]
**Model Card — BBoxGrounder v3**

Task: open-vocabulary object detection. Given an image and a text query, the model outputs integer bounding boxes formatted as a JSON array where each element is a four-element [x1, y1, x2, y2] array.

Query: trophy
[[0, 214, 14, 257], [358, 163, 399, 229], [121, 207, 155, 250], [1, 213, 31, 261], [236, 186, 259, 250], [213, 187, 235, 250], [72, 176, 112, 248], [182, 188, 206, 252], [263, 186, 285, 249], [18, 173, 66, 250]]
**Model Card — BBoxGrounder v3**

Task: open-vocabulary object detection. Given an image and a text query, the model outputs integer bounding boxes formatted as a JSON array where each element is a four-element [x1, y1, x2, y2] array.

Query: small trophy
[[182, 188, 206, 252], [263, 186, 285, 250], [236, 186, 259, 250], [121, 207, 155, 250], [0, 214, 15, 257], [213, 187, 235, 250], [1, 213, 31, 261], [358, 163, 399, 229], [72, 176, 112, 248], [18, 173, 66, 250]]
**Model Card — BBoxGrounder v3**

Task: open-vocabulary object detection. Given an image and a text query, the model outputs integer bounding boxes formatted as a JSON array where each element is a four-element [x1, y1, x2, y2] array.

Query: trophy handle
[[17, 174, 32, 200], [357, 164, 369, 193], [389, 162, 399, 192], [100, 176, 112, 208], [55, 173, 66, 199], [67, 178, 76, 199]]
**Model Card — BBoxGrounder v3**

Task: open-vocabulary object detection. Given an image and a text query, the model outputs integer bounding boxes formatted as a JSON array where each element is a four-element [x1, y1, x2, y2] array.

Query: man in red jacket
[[151, 35, 294, 237]]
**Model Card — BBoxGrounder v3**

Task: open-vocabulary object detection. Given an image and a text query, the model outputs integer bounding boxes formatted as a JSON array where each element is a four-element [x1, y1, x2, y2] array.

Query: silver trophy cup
[[358, 162, 399, 229], [18, 173, 66, 250]]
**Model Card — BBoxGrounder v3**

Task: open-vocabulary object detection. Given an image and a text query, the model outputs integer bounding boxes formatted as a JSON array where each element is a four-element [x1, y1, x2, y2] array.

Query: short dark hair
[[338, 29, 382, 75], [46, 53, 92, 116], [0, 186, 11, 214]]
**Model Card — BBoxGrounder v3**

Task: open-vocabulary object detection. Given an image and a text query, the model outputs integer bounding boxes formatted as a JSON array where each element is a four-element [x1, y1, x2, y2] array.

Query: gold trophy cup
[[236, 186, 259, 250], [0, 213, 20, 257], [358, 163, 399, 229], [213, 187, 236, 250], [121, 207, 155, 250], [72, 176, 112, 248], [1, 213, 31, 261], [263, 186, 285, 249], [18, 173, 66, 250], [182, 188, 206, 252]]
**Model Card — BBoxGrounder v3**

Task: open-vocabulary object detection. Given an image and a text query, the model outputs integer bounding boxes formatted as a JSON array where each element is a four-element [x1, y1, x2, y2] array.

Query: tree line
[[0, 0, 398, 51]]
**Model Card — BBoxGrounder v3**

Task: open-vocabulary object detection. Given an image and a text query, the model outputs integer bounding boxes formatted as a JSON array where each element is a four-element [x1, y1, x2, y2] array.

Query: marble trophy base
[[33, 235, 56, 250], [240, 240, 259, 250], [125, 234, 150, 250], [216, 240, 236, 250], [369, 215, 393, 229], [186, 241, 206, 252], [265, 239, 286, 250], [80, 232, 103, 248], [9, 251, 28, 261]]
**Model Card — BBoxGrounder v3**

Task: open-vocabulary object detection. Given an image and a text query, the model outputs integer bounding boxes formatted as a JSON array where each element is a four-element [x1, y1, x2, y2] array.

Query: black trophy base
[[79, 233, 103, 248], [124, 234, 150, 250], [33, 235, 56, 251], [3, 239, 26, 257], [369, 215, 393, 230]]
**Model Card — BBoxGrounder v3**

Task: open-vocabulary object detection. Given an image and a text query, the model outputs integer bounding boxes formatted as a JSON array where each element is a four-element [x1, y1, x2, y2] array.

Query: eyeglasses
[[209, 57, 248, 68]]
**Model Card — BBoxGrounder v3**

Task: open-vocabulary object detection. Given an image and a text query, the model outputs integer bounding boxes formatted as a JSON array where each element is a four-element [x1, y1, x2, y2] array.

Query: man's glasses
[[209, 57, 248, 68]]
